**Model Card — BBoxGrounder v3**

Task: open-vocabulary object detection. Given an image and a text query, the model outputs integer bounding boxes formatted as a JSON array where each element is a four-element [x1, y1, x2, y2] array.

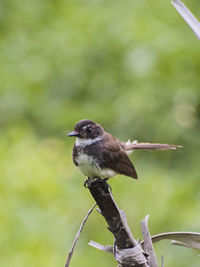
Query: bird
[[68, 119, 181, 184]]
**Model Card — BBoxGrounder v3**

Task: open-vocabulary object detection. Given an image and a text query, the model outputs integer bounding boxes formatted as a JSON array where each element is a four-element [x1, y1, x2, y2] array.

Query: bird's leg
[[84, 177, 92, 188], [84, 177, 112, 192], [84, 177, 102, 188]]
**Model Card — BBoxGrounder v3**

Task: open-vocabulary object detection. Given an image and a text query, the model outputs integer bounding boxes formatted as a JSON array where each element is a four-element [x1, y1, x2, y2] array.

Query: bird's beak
[[68, 131, 79, 137]]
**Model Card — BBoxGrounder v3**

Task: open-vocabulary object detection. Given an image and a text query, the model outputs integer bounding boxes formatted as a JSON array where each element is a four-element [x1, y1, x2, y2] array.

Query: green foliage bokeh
[[0, 0, 200, 266]]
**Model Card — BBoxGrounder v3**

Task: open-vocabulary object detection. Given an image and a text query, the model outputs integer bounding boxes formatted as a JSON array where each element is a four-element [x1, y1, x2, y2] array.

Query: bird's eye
[[86, 126, 92, 133]]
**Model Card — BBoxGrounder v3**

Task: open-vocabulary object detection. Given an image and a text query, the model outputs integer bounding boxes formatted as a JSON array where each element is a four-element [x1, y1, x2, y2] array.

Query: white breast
[[76, 152, 116, 179]]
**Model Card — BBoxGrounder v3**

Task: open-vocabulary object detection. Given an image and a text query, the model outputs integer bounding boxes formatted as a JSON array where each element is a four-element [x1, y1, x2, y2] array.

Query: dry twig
[[140, 215, 158, 267], [65, 203, 97, 267], [171, 0, 200, 40]]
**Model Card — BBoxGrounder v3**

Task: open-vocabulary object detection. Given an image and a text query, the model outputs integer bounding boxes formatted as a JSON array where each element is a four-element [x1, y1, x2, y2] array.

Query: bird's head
[[68, 119, 104, 140]]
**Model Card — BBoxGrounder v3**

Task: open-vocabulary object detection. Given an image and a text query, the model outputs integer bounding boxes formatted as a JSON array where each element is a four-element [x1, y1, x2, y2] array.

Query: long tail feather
[[124, 142, 182, 151]]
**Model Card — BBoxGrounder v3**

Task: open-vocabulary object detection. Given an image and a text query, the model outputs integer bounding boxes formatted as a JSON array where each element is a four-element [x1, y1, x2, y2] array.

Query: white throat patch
[[76, 137, 102, 147]]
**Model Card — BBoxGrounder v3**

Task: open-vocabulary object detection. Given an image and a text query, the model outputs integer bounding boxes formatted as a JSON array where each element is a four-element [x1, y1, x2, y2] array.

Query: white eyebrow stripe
[[83, 125, 92, 130], [76, 137, 102, 146]]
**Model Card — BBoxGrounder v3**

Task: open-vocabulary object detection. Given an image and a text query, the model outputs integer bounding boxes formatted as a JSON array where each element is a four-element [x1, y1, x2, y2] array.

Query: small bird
[[68, 119, 181, 182]]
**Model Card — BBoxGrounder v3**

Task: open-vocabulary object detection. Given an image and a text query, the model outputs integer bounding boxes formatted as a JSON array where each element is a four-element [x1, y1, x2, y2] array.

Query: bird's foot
[[84, 177, 92, 188], [84, 177, 112, 191]]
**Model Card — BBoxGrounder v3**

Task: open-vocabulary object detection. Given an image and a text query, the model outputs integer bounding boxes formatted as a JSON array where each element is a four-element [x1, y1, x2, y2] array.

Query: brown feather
[[101, 133, 138, 179], [123, 142, 182, 151]]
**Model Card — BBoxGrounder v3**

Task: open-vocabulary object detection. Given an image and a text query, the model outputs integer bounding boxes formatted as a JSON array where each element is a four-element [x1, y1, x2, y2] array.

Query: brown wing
[[101, 133, 138, 179]]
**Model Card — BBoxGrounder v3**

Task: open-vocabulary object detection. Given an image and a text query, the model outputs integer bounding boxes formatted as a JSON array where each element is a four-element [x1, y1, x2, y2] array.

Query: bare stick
[[171, 0, 200, 40], [65, 203, 97, 267], [88, 240, 113, 254], [140, 215, 158, 267]]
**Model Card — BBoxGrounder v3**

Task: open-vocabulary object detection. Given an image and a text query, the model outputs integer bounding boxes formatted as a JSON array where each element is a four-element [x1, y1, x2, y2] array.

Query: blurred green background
[[0, 0, 200, 266]]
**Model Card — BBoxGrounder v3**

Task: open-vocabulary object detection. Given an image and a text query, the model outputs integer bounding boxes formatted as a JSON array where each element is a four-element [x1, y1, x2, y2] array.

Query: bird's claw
[[84, 177, 91, 188], [84, 177, 112, 192]]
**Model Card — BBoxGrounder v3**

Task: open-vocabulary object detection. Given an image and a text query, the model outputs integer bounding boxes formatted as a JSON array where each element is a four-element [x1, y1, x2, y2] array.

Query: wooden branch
[[87, 179, 149, 267]]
